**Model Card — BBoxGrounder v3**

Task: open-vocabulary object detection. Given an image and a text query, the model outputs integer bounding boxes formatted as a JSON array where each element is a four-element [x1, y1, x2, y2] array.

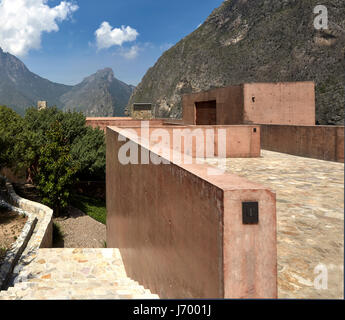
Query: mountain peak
[[59, 66, 134, 117], [97, 67, 113, 74], [96, 67, 114, 78], [0, 50, 133, 117], [82, 67, 115, 84]]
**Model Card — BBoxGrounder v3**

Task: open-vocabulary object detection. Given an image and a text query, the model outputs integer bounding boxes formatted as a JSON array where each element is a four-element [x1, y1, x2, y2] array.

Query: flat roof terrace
[[202, 150, 344, 299]]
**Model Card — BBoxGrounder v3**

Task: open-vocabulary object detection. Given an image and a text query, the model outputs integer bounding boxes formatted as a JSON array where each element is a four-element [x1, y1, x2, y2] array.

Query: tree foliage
[[35, 121, 79, 215], [0, 106, 106, 216], [0, 106, 24, 170], [70, 126, 106, 181], [16, 107, 89, 181]]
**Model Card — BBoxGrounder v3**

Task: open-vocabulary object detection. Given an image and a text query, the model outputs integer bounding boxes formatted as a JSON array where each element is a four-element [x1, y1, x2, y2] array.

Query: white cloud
[[121, 45, 139, 60], [0, 0, 78, 57], [95, 22, 139, 50]]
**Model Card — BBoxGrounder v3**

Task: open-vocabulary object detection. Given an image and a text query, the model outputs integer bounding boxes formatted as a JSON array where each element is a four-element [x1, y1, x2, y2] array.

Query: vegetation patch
[[52, 222, 65, 246], [71, 194, 106, 225], [0, 106, 106, 216]]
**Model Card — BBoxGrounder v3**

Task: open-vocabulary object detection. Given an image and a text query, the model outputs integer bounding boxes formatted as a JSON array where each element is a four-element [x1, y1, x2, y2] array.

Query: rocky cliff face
[[0, 48, 134, 116], [60, 68, 134, 117], [128, 0, 345, 125]]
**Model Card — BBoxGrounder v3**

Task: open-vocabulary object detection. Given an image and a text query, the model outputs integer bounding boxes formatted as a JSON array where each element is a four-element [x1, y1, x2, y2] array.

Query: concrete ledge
[[112, 124, 260, 159], [86, 118, 165, 132], [0, 177, 53, 289], [4, 181, 53, 246], [261, 124, 344, 162], [0, 210, 37, 290]]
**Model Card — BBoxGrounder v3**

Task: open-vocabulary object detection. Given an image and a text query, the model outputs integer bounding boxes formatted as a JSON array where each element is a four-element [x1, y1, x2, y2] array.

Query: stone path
[[0, 248, 159, 300], [204, 150, 344, 299]]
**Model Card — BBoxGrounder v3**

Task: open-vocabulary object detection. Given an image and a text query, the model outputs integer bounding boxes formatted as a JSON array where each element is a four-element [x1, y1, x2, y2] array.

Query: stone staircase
[[0, 248, 159, 300]]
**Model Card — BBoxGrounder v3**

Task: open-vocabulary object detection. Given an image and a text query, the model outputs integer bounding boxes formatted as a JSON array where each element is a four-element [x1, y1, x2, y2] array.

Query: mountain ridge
[[0, 48, 133, 116], [0, 47, 72, 113], [128, 0, 345, 125]]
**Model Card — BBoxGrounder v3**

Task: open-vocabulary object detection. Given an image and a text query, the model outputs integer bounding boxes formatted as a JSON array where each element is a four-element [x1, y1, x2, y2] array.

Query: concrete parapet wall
[[4, 180, 53, 249], [0, 192, 38, 290], [0, 177, 53, 290], [106, 126, 277, 298], [86, 117, 165, 132], [261, 124, 344, 163], [114, 124, 260, 158]]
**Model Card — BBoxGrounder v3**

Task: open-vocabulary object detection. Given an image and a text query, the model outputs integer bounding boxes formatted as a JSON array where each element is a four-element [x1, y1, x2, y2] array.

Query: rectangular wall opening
[[195, 100, 217, 125]]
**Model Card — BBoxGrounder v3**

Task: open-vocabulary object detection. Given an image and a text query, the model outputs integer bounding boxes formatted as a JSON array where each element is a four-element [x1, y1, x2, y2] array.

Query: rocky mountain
[[0, 48, 134, 116], [60, 68, 134, 117], [0, 47, 71, 115], [128, 0, 345, 125]]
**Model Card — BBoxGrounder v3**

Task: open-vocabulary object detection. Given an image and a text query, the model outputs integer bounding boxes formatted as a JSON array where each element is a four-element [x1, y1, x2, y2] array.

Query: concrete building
[[83, 80, 343, 299], [182, 82, 315, 126]]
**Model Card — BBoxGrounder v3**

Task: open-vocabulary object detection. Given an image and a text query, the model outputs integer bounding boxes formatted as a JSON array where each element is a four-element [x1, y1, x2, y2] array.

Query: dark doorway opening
[[195, 100, 217, 125]]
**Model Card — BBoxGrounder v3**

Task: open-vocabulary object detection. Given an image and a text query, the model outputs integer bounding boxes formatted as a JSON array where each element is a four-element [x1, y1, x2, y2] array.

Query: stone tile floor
[[204, 150, 344, 299], [0, 249, 159, 300]]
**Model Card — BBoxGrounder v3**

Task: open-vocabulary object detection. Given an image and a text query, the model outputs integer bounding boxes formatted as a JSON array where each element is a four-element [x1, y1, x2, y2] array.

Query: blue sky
[[0, 0, 224, 86]]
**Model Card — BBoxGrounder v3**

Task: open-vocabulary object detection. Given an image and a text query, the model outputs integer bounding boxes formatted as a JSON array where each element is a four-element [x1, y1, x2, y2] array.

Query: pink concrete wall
[[182, 86, 243, 125], [114, 125, 260, 158], [106, 126, 277, 298], [86, 117, 164, 131], [243, 82, 315, 125], [223, 189, 276, 298], [261, 124, 344, 163], [182, 82, 316, 126]]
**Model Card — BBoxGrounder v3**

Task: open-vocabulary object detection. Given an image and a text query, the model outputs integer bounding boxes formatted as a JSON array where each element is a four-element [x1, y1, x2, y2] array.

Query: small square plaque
[[242, 202, 259, 224]]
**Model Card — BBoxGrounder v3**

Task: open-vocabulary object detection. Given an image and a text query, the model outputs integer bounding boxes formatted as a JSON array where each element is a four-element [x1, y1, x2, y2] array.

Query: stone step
[[0, 290, 159, 300], [15, 278, 139, 286], [0, 280, 159, 300], [11, 280, 152, 293], [13, 273, 141, 286], [0, 290, 158, 300], [0, 248, 160, 300], [13, 272, 128, 284]]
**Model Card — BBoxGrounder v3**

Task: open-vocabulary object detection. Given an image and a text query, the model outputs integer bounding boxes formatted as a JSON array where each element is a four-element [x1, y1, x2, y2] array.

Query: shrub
[[0, 106, 24, 170], [35, 121, 79, 215], [70, 126, 106, 181], [0, 106, 106, 214]]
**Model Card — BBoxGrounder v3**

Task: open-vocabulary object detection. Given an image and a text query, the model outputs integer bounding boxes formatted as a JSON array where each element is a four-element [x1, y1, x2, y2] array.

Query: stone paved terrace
[[0, 249, 159, 300], [203, 150, 344, 299], [0, 150, 343, 300]]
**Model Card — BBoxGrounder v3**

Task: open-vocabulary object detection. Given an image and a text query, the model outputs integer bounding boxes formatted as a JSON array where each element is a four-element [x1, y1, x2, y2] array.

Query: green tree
[[35, 121, 79, 216], [0, 106, 24, 170], [1, 105, 106, 214], [17, 107, 88, 182], [70, 126, 106, 181], [15, 107, 61, 181]]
